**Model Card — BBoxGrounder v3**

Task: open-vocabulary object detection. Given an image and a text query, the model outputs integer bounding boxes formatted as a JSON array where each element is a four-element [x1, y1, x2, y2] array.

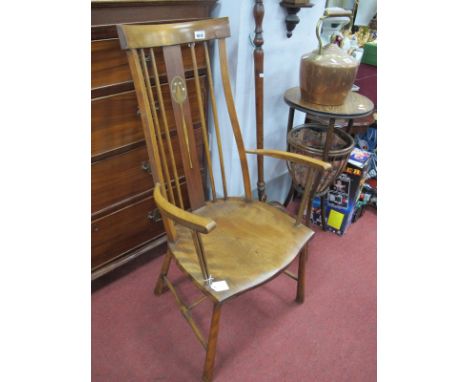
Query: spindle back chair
[[118, 17, 331, 381]]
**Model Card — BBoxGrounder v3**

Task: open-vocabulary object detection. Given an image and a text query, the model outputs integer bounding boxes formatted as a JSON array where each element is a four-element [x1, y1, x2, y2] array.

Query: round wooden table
[[283, 87, 374, 228], [284, 87, 374, 161]]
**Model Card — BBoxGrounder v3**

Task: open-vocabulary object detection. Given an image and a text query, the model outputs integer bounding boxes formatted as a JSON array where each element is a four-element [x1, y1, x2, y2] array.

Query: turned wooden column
[[253, 0, 266, 201]]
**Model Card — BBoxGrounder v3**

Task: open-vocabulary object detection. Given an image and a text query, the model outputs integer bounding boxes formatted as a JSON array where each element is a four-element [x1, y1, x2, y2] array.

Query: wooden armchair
[[117, 17, 331, 382]]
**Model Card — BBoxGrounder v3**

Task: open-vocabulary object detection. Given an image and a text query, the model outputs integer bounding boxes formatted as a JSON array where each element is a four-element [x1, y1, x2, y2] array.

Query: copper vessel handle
[[316, 9, 352, 55]]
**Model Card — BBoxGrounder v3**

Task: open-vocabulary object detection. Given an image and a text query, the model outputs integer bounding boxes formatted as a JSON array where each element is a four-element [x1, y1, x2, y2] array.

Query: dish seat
[[169, 198, 314, 302]]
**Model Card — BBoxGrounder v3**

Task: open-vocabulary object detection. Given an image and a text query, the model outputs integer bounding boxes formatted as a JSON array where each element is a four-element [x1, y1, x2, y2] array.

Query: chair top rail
[[117, 17, 231, 49]]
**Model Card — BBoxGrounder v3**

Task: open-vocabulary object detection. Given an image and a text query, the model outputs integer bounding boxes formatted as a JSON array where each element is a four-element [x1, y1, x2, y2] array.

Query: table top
[[284, 87, 374, 119]]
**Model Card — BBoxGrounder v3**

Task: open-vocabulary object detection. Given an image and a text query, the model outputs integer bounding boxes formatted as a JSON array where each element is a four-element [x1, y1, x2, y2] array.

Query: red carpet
[[92, 208, 376, 382]]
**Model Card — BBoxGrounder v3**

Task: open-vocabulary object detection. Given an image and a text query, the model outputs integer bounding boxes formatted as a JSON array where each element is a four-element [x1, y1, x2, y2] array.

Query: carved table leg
[[254, 0, 266, 202], [287, 107, 295, 143], [346, 118, 354, 134], [283, 183, 296, 207], [322, 117, 335, 162], [319, 118, 336, 230], [320, 194, 327, 231], [283, 107, 296, 207]]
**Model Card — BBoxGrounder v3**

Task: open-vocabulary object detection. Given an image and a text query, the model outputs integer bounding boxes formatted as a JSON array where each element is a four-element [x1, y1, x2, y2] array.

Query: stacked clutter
[[310, 119, 377, 235], [310, 146, 374, 235], [354, 121, 377, 214]]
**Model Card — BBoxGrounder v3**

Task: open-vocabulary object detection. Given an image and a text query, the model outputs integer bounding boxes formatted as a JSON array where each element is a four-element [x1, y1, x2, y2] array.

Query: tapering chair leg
[[202, 302, 222, 382], [154, 251, 173, 296], [296, 246, 308, 303]]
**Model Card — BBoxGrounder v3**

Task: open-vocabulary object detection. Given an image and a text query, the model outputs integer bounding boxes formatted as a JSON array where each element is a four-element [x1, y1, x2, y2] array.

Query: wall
[[209, 0, 326, 202], [354, 0, 377, 26]]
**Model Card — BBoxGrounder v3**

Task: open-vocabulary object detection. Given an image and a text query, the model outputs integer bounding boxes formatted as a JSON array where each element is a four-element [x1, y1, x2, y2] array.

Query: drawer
[[91, 195, 162, 269], [92, 144, 153, 214], [91, 127, 205, 214], [92, 185, 191, 269], [92, 77, 206, 156], [91, 39, 207, 90]]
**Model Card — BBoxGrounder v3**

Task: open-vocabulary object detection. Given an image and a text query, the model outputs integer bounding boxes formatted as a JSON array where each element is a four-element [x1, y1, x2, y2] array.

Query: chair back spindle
[[139, 48, 176, 205], [189, 42, 217, 201], [118, 18, 252, 239], [149, 48, 185, 209], [204, 41, 228, 200], [124, 47, 177, 240], [218, 38, 252, 201]]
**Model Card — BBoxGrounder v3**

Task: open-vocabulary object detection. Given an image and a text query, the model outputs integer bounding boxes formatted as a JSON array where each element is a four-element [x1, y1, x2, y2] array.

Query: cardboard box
[[311, 148, 372, 235], [361, 41, 377, 66]]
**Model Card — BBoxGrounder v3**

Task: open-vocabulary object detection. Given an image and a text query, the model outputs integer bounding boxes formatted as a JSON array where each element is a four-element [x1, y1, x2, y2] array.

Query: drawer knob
[[147, 209, 161, 223], [141, 161, 152, 174]]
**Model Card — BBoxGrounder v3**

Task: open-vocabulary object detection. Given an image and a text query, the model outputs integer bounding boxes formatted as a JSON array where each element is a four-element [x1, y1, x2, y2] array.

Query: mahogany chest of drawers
[[91, 0, 216, 279]]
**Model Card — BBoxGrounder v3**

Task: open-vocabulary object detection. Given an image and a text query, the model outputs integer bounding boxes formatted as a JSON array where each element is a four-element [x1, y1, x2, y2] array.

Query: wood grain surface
[[169, 198, 314, 302], [284, 86, 374, 118]]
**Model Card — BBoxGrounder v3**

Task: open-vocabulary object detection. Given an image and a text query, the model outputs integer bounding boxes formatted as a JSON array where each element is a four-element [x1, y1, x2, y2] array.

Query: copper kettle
[[300, 9, 359, 106]]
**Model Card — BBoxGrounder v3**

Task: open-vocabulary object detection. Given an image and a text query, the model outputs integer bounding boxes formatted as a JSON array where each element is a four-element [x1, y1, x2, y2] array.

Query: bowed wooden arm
[[246, 148, 330, 225], [153, 184, 216, 234], [245, 148, 332, 171]]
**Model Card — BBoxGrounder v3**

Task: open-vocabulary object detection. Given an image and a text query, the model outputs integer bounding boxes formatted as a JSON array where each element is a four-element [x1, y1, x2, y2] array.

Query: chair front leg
[[203, 302, 222, 382], [296, 246, 308, 303], [154, 251, 173, 296]]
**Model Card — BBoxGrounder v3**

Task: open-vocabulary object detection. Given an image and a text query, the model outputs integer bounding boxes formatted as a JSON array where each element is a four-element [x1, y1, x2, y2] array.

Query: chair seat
[[169, 198, 314, 302]]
